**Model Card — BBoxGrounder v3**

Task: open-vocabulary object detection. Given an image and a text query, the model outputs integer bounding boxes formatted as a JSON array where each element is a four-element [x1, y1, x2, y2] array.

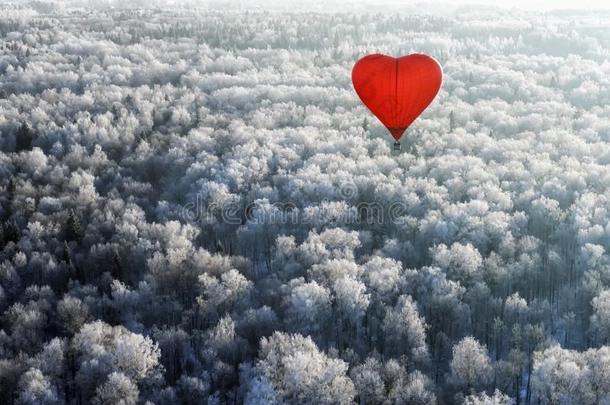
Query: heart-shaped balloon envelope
[[352, 53, 442, 140]]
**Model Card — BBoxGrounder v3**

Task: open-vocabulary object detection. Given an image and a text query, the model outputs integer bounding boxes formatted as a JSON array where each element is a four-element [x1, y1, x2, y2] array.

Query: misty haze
[[1, 1, 610, 404]]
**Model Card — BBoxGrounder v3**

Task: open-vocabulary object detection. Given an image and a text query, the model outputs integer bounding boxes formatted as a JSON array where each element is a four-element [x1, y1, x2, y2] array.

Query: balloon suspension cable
[[393, 140, 401, 151]]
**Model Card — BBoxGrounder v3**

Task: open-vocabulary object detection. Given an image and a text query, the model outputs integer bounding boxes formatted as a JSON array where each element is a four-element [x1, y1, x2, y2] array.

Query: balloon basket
[[393, 141, 401, 151]]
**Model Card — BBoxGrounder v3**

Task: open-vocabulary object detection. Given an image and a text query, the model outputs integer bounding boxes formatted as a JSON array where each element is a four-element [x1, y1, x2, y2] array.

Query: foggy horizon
[[3, 0, 610, 12]]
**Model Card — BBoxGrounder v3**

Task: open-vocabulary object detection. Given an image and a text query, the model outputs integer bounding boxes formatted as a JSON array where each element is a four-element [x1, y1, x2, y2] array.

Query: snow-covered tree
[[450, 337, 493, 392], [254, 332, 355, 404]]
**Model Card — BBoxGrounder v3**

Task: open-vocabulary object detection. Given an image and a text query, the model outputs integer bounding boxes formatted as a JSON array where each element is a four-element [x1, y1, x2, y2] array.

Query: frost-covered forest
[[2, 1, 610, 404]]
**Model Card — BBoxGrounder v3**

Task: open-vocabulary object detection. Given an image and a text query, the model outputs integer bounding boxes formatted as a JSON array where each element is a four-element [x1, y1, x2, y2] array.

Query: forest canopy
[[1, 2, 610, 404]]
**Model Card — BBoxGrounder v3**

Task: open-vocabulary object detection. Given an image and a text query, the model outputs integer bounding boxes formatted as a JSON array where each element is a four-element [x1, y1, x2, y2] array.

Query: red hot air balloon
[[352, 53, 443, 150]]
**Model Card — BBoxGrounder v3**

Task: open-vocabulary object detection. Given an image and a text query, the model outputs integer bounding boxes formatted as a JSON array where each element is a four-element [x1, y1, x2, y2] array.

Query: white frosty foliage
[[1, 3, 610, 403]]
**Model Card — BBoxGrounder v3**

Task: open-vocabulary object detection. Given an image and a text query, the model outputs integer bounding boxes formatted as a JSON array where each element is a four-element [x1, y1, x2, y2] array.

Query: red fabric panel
[[352, 54, 443, 140]]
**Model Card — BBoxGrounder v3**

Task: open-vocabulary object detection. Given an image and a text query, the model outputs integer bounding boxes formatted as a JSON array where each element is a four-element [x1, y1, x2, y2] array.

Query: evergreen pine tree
[[15, 122, 33, 152], [2, 177, 16, 220], [2, 220, 20, 244], [64, 210, 82, 243], [111, 250, 124, 282], [362, 117, 369, 133]]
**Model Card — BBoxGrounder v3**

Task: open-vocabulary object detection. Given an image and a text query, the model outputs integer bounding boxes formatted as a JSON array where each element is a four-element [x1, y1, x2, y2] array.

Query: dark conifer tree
[[64, 210, 82, 243], [2, 220, 20, 244], [15, 122, 33, 152]]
